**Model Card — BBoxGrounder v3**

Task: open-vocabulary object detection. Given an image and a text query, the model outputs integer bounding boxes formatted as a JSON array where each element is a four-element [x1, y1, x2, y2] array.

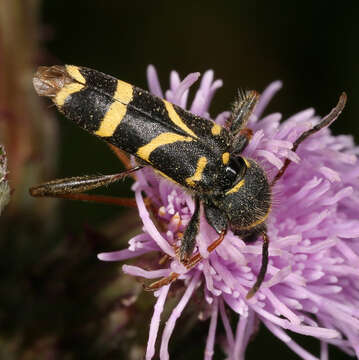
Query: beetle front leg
[[179, 197, 200, 264], [227, 90, 259, 153], [227, 90, 259, 133], [203, 200, 228, 234]]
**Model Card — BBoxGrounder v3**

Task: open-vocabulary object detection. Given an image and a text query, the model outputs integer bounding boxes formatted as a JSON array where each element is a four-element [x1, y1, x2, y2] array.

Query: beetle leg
[[227, 90, 259, 133], [232, 128, 254, 154], [178, 197, 201, 264], [144, 272, 180, 291], [107, 144, 132, 170], [29, 165, 143, 206], [204, 201, 228, 234], [246, 232, 269, 299], [36, 193, 138, 207], [182, 229, 227, 270], [227, 90, 258, 153], [144, 230, 227, 291]]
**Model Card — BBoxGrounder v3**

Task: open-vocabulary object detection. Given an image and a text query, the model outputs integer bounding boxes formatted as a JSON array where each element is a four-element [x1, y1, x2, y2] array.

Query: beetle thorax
[[213, 159, 271, 231]]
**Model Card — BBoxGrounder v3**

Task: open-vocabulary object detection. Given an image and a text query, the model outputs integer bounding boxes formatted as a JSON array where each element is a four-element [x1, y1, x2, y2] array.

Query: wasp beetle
[[30, 65, 346, 298]]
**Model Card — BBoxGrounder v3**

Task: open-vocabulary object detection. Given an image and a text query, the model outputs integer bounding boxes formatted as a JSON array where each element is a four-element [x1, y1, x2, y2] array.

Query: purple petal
[[122, 265, 170, 279], [252, 81, 283, 120], [204, 298, 219, 360], [146, 285, 170, 360], [147, 65, 163, 98], [263, 320, 320, 360], [167, 72, 200, 108], [135, 189, 175, 256], [219, 299, 235, 351], [233, 313, 248, 360], [160, 273, 200, 360]]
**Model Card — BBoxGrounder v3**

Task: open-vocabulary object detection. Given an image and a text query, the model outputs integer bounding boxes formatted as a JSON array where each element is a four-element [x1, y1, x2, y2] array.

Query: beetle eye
[[219, 156, 247, 190]]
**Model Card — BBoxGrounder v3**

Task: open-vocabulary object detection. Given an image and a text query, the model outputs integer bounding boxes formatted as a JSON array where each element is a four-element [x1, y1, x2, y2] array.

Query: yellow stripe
[[222, 152, 230, 165], [211, 123, 222, 136], [225, 179, 245, 195], [236, 208, 270, 230], [94, 102, 127, 137], [55, 83, 84, 107], [94, 80, 134, 137], [113, 80, 133, 104], [163, 100, 198, 138], [137, 133, 193, 162], [65, 65, 86, 84], [185, 157, 207, 187], [243, 157, 251, 168]]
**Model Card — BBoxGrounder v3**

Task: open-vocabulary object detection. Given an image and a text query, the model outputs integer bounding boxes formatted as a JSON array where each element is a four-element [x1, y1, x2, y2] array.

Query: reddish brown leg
[[107, 144, 132, 170], [183, 230, 227, 270], [238, 128, 253, 141], [144, 272, 180, 290], [158, 253, 171, 265], [29, 166, 143, 208], [144, 230, 227, 291], [55, 193, 137, 208]]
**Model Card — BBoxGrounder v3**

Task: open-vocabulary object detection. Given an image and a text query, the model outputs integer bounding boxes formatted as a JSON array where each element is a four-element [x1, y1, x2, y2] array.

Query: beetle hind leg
[[29, 165, 144, 207]]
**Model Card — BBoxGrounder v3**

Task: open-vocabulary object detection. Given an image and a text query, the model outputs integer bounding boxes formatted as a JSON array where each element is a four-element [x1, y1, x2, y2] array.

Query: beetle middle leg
[[145, 229, 227, 291]]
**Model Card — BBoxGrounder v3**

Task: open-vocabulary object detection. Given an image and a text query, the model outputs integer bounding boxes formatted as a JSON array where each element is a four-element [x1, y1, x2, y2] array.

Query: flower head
[[98, 66, 359, 359]]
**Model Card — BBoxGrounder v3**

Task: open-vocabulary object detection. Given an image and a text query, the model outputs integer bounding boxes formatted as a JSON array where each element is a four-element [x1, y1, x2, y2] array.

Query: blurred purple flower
[[98, 66, 359, 360]]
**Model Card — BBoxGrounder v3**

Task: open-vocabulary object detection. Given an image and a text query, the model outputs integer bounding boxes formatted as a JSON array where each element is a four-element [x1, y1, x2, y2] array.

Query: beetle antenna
[[272, 92, 347, 186]]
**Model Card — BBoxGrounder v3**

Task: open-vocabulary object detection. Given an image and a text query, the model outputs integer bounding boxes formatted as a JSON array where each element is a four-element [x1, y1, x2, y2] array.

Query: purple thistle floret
[[98, 66, 359, 360]]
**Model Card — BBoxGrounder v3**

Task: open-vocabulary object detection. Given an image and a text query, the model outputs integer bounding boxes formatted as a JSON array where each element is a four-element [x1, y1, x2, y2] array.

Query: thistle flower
[[98, 66, 359, 360]]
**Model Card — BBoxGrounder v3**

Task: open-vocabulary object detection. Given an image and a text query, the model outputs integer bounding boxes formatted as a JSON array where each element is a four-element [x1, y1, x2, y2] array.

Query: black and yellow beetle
[[30, 65, 346, 298]]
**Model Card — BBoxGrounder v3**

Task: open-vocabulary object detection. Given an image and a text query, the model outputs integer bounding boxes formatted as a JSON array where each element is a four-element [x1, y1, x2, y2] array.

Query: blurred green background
[[0, 0, 358, 359]]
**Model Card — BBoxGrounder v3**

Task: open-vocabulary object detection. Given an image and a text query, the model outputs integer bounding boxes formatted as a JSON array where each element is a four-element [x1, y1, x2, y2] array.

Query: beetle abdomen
[[33, 65, 232, 191]]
